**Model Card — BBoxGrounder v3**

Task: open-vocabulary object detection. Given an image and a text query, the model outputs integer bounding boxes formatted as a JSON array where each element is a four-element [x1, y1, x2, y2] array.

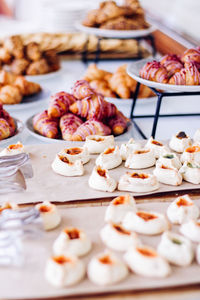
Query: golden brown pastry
[[100, 15, 148, 30], [90, 79, 116, 97], [0, 70, 17, 85], [169, 62, 200, 85], [25, 42, 41, 61], [4, 35, 24, 59], [26, 58, 49, 75], [60, 113, 83, 141], [124, 0, 145, 16], [139, 61, 169, 84], [181, 47, 200, 68], [14, 76, 41, 96], [10, 58, 30, 75], [108, 110, 128, 135], [43, 49, 60, 72], [108, 65, 131, 98], [0, 103, 16, 139], [33, 110, 59, 139], [160, 54, 183, 77], [0, 85, 22, 105], [83, 64, 112, 82], [48, 92, 76, 118], [0, 47, 12, 64], [82, 9, 99, 27]]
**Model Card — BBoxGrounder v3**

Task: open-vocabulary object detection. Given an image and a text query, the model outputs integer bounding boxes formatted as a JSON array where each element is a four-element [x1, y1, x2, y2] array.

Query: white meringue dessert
[[0, 142, 26, 156], [88, 250, 128, 285], [169, 131, 192, 153], [105, 194, 137, 224], [59, 146, 90, 164], [0, 202, 18, 213], [181, 145, 200, 164], [100, 222, 140, 252], [125, 148, 156, 169], [180, 219, 200, 243], [95, 146, 122, 170], [153, 163, 182, 186], [122, 210, 169, 235], [118, 172, 159, 193], [194, 129, 200, 143], [45, 254, 85, 287], [179, 161, 200, 184], [145, 137, 169, 159], [88, 166, 117, 192], [85, 135, 115, 154], [157, 152, 182, 169], [53, 227, 92, 257], [124, 245, 171, 278], [51, 154, 84, 177], [35, 201, 61, 231], [157, 231, 194, 266], [120, 138, 141, 160], [167, 194, 199, 224]]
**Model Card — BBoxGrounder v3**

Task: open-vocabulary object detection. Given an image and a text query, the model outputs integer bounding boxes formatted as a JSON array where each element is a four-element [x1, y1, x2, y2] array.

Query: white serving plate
[[25, 66, 64, 82], [76, 22, 156, 38], [25, 115, 133, 143], [127, 58, 200, 92], [0, 118, 24, 146], [4, 88, 50, 112]]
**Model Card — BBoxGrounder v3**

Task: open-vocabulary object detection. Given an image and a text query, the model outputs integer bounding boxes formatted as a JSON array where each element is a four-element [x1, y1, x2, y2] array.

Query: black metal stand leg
[[151, 94, 163, 138], [130, 82, 141, 119], [95, 37, 102, 64], [81, 37, 89, 64]]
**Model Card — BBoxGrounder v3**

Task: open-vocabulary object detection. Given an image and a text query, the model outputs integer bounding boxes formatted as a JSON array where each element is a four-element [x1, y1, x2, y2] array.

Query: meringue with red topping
[[181, 145, 200, 164], [125, 148, 156, 169], [89, 166, 117, 192], [96, 146, 122, 170], [59, 146, 90, 164], [153, 162, 182, 186], [51, 154, 84, 176], [145, 137, 169, 159], [120, 138, 141, 160], [0, 142, 26, 156], [169, 131, 192, 153], [85, 135, 115, 154], [35, 201, 61, 231]]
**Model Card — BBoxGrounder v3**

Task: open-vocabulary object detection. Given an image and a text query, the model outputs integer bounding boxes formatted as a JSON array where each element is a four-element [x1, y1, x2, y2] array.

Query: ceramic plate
[[25, 66, 63, 82], [0, 118, 24, 146]]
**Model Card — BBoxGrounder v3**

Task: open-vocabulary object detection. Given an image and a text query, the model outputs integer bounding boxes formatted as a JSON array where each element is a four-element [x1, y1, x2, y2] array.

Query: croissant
[[72, 118, 111, 141], [72, 80, 95, 100], [83, 64, 112, 82], [169, 62, 200, 85], [160, 54, 183, 77], [89, 79, 116, 98], [14, 76, 41, 96], [108, 110, 128, 135], [0, 70, 17, 85], [33, 110, 59, 139], [60, 113, 83, 141], [48, 91, 76, 118], [0, 47, 12, 64], [0, 85, 22, 105], [0, 103, 16, 135], [181, 47, 200, 68], [4, 35, 24, 59], [109, 65, 131, 98], [10, 58, 29, 75], [0, 118, 13, 140], [26, 59, 49, 75], [25, 42, 41, 61], [139, 61, 169, 83]]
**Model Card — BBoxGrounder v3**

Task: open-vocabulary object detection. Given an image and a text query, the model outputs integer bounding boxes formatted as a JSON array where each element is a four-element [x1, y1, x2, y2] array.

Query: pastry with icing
[[153, 163, 182, 186], [122, 210, 169, 235], [179, 161, 200, 184], [59, 146, 90, 164], [125, 148, 155, 169], [181, 145, 200, 164], [145, 137, 169, 159], [85, 135, 115, 154], [105, 194, 137, 224], [89, 166, 117, 192], [51, 154, 84, 177], [124, 245, 171, 278], [167, 194, 199, 225], [120, 138, 141, 160], [0, 142, 26, 156], [53, 227, 92, 257], [45, 254, 85, 287], [157, 152, 182, 169], [169, 131, 192, 153], [88, 250, 128, 285], [96, 146, 122, 169], [118, 172, 159, 193], [180, 219, 200, 243], [158, 231, 194, 266], [35, 201, 61, 231]]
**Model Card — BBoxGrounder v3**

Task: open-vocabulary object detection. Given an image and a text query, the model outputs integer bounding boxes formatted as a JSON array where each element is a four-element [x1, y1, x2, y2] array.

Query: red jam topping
[[104, 147, 115, 154], [137, 247, 157, 257], [113, 195, 126, 205], [99, 255, 113, 264], [177, 198, 192, 207], [137, 211, 157, 221], [92, 137, 104, 142], [135, 150, 149, 154], [53, 255, 71, 264], [113, 224, 130, 235], [186, 146, 200, 153], [97, 167, 106, 177], [8, 144, 23, 150], [152, 140, 163, 146], [65, 228, 80, 239], [59, 156, 72, 165], [65, 147, 82, 155], [130, 172, 148, 179], [39, 205, 52, 213]]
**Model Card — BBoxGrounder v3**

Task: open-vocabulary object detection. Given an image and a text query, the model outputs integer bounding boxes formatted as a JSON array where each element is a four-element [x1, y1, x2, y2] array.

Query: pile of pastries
[[0, 70, 41, 104], [0, 103, 16, 140], [83, 64, 154, 98], [82, 0, 149, 30], [140, 46, 200, 85], [33, 80, 129, 141], [0, 35, 60, 76]]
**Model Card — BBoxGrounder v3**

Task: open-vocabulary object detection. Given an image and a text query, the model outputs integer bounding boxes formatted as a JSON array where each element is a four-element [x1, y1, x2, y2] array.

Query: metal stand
[[82, 34, 156, 63], [130, 82, 200, 139]]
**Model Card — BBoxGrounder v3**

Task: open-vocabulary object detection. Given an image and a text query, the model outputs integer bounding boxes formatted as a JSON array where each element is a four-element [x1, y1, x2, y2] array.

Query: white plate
[[76, 22, 156, 38], [4, 88, 50, 112], [26, 115, 133, 143], [0, 118, 24, 146], [127, 58, 200, 92], [25, 66, 63, 82]]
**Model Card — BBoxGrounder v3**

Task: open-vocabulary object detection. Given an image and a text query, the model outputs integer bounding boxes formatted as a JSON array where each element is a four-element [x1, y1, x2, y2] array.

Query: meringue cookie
[[167, 194, 199, 224], [157, 152, 182, 169], [85, 135, 115, 154], [180, 219, 200, 243], [196, 244, 200, 265], [153, 163, 182, 186], [125, 148, 156, 169], [88, 250, 128, 285], [120, 138, 141, 160], [122, 210, 169, 235], [179, 161, 200, 184], [124, 245, 171, 278], [100, 223, 140, 252], [0, 202, 18, 213], [0, 142, 26, 156], [96, 146, 122, 170], [35, 201, 61, 231], [145, 137, 169, 159], [59, 146, 90, 164], [118, 172, 159, 193], [181, 145, 200, 164], [88, 166, 117, 192], [157, 231, 194, 266], [53, 227, 92, 257], [105, 194, 137, 224], [52, 154, 84, 177], [169, 131, 192, 153], [45, 255, 85, 287], [194, 129, 200, 143]]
